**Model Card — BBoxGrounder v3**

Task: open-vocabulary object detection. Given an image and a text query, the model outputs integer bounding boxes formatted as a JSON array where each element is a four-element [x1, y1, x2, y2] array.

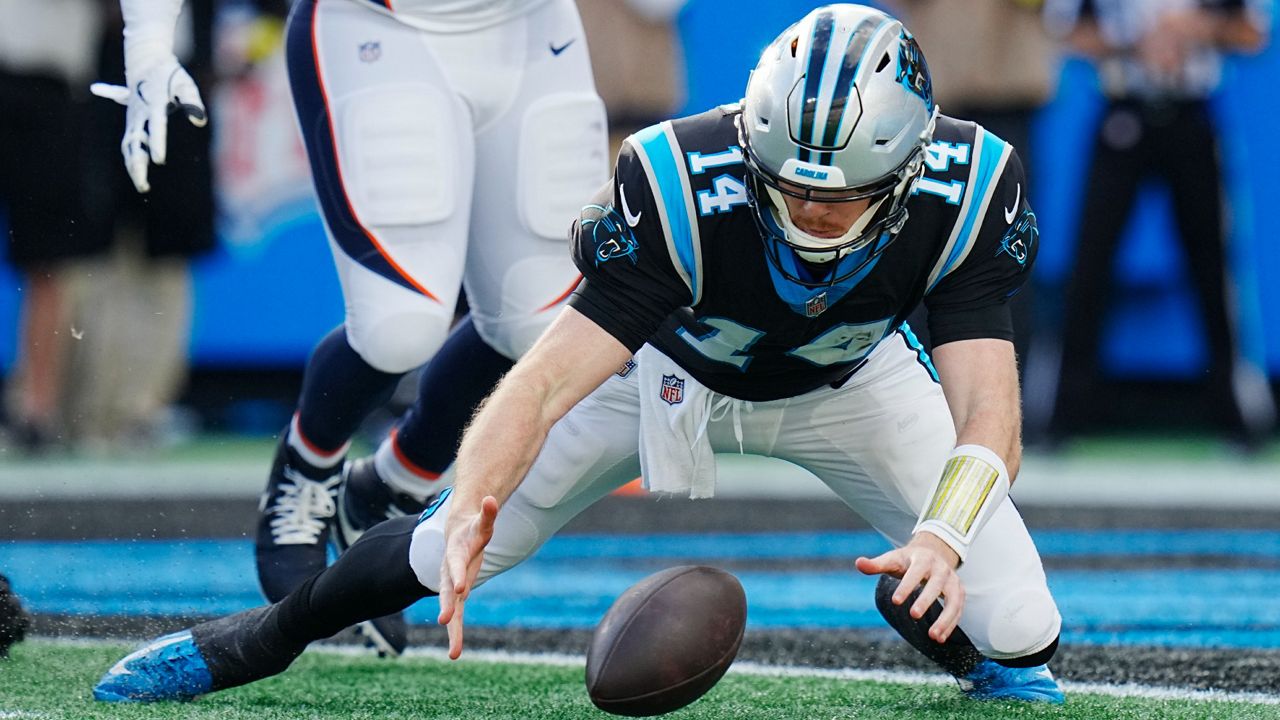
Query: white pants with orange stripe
[[288, 0, 607, 373], [408, 333, 1062, 662]]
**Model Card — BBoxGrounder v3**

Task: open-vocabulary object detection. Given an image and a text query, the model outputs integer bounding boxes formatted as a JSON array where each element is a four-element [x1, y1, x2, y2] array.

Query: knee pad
[[471, 310, 553, 361], [517, 93, 608, 239], [337, 84, 463, 227], [409, 490, 544, 592], [347, 306, 451, 374], [974, 586, 1062, 662]]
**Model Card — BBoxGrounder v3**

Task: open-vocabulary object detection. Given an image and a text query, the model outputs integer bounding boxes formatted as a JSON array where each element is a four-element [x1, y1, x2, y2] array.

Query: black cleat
[[255, 433, 342, 603], [332, 457, 432, 658], [332, 457, 430, 552]]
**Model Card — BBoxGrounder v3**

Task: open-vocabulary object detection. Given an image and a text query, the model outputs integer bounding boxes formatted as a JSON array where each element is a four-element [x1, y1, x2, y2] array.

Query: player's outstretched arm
[[91, 0, 206, 193], [856, 337, 1021, 643], [438, 307, 633, 659]]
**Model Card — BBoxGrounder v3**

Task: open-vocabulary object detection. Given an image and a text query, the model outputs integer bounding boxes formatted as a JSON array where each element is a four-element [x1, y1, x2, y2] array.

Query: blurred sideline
[[1, 436, 1276, 508]]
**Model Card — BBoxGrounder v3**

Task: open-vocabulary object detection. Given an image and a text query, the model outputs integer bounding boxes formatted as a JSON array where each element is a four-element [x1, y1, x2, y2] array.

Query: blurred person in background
[[1044, 0, 1275, 449], [577, 0, 687, 152], [0, 0, 104, 453], [100, 0, 608, 656], [70, 0, 217, 453], [889, 0, 1056, 414]]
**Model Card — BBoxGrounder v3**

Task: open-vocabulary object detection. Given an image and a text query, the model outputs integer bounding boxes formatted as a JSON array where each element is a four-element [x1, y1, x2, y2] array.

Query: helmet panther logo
[[896, 33, 932, 107]]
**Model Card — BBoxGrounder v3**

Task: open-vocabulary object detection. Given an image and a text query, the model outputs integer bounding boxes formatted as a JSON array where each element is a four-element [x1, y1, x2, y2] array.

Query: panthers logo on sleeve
[[580, 203, 639, 267], [998, 208, 1037, 268]]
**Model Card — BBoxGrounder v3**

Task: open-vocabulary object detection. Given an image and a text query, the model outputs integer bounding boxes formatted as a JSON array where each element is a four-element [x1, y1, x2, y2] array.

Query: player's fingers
[[90, 82, 130, 105], [446, 598, 466, 660], [894, 561, 928, 607], [911, 569, 947, 620], [930, 577, 965, 643], [854, 552, 904, 578], [171, 72, 208, 127], [122, 135, 150, 194], [147, 103, 169, 165]]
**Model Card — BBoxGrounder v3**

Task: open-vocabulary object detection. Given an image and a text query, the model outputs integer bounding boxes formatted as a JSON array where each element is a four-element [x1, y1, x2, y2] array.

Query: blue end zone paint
[[2, 531, 1279, 649]]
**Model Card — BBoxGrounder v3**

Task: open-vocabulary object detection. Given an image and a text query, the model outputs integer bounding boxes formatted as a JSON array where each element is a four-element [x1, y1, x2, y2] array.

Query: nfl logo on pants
[[660, 374, 684, 405]]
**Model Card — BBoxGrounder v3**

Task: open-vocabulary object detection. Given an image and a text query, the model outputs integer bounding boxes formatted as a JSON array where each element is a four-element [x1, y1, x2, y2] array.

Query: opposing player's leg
[[335, 0, 609, 564], [459, 0, 608, 362], [764, 330, 1062, 702], [95, 370, 643, 702], [334, 318, 514, 555], [254, 0, 475, 606]]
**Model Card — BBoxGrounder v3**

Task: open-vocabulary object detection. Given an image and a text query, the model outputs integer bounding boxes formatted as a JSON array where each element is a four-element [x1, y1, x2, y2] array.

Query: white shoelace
[[268, 467, 340, 545]]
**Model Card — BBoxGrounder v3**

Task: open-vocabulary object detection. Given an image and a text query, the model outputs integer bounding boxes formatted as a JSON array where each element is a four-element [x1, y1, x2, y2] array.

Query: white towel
[[635, 345, 718, 499]]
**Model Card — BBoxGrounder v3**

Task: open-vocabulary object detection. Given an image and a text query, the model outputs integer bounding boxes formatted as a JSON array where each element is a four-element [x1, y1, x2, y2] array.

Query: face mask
[[764, 186, 886, 263]]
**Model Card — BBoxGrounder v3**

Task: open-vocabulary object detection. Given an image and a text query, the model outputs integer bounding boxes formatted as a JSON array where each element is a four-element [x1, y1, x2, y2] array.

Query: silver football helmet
[[739, 4, 938, 284]]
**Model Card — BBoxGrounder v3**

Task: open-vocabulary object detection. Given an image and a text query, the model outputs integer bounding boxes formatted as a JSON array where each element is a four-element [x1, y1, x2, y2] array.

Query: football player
[[95, 4, 1063, 704], [94, 0, 608, 655]]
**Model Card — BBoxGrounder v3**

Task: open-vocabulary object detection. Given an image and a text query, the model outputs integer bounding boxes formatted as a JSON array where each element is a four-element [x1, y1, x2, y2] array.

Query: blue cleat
[[93, 631, 213, 702], [959, 659, 1065, 703]]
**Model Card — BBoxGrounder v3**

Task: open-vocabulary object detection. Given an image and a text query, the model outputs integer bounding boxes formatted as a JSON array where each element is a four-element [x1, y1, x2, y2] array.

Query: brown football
[[585, 565, 747, 717]]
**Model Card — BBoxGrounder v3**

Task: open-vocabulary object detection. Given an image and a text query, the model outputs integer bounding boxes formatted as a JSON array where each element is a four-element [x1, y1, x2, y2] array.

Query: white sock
[[286, 413, 348, 471], [373, 429, 443, 503]]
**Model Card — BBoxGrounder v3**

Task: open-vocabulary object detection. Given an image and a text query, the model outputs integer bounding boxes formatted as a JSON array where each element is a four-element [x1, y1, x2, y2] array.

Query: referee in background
[[1044, 0, 1275, 449]]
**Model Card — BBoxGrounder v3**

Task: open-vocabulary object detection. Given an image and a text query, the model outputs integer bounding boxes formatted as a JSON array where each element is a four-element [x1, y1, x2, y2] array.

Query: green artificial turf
[[1, 641, 1276, 720]]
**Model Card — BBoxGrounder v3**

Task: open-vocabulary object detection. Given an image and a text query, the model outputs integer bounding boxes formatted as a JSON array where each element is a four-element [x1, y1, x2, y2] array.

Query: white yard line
[[35, 637, 1280, 706]]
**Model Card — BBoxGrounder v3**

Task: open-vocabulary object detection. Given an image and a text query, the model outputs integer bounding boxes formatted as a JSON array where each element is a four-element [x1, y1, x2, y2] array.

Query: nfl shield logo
[[660, 374, 685, 405], [616, 359, 636, 378], [805, 292, 828, 317], [358, 41, 381, 63]]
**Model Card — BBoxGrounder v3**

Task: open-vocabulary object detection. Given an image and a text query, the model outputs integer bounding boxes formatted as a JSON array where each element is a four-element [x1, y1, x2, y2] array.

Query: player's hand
[[437, 495, 499, 660], [855, 532, 963, 643], [90, 56, 207, 194]]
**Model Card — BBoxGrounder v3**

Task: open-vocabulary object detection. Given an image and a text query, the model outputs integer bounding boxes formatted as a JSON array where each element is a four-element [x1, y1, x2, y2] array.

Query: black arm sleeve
[[567, 143, 692, 352], [924, 148, 1038, 347]]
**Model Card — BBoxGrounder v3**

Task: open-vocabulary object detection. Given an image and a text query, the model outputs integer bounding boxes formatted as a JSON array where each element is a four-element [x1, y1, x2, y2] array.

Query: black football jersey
[[569, 105, 1037, 402]]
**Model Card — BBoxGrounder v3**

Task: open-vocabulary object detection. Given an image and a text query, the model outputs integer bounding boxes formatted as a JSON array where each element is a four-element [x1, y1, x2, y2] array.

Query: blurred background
[[1, 0, 1277, 452], [1, 0, 1278, 693]]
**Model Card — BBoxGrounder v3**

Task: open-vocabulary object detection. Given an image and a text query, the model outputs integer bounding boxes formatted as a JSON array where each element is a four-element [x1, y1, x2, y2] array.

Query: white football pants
[[287, 0, 608, 372], [409, 332, 1062, 661]]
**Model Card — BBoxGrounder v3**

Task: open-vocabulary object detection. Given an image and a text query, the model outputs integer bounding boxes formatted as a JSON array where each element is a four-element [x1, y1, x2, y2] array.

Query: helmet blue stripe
[[822, 17, 890, 149], [797, 10, 835, 159]]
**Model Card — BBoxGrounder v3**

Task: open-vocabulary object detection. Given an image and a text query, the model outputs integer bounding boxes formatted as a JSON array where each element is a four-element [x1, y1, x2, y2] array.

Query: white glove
[[91, 58, 206, 194], [90, 0, 204, 193]]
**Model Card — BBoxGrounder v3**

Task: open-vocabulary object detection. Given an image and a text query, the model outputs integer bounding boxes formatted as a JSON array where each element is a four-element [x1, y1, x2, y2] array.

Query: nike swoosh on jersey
[[549, 39, 575, 55], [1004, 183, 1020, 225], [620, 184, 643, 227]]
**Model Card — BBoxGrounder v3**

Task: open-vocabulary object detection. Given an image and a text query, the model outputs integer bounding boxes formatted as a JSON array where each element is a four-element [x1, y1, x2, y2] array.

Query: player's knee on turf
[[969, 586, 1062, 665]]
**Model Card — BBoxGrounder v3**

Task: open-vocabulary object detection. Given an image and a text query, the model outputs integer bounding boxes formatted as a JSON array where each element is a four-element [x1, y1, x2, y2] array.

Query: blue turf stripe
[[632, 123, 697, 294], [4, 533, 1280, 648]]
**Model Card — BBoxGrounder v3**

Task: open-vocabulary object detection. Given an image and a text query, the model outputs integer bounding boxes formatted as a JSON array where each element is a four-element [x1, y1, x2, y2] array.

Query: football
[[585, 565, 747, 717]]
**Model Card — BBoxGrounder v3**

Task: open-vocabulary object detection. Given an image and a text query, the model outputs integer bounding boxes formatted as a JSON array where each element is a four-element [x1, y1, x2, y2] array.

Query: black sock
[[276, 515, 432, 643], [195, 516, 432, 692], [875, 575, 982, 678], [295, 326, 403, 452], [394, 316, 513, 474]]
